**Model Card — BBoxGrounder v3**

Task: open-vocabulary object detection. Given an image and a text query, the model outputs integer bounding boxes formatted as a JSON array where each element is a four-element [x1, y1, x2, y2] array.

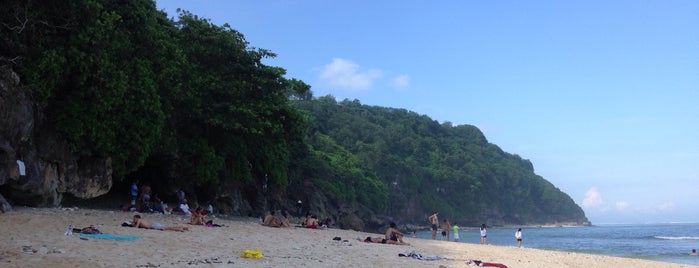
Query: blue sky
[[156, 1, 699, 224]]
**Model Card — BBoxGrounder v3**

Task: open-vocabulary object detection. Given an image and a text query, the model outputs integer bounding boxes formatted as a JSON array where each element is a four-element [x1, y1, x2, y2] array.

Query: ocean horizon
[[414, 222, 699, 266]]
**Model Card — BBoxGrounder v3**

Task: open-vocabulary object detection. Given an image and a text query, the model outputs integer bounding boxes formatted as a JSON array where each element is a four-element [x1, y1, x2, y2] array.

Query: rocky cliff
[[0, 66, 112, 206]]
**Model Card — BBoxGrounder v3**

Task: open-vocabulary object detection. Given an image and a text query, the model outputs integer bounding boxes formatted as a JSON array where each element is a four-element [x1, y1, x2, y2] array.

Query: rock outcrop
[[0, 66, 112, 206]]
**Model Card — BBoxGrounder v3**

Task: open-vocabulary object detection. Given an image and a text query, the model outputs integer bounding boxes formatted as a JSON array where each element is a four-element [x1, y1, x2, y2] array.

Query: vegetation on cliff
[[1, 0, 587, 226]]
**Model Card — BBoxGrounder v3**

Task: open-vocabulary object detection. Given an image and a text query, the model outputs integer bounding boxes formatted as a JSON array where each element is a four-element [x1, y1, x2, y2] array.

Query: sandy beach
[[0, 207, 696, 268]]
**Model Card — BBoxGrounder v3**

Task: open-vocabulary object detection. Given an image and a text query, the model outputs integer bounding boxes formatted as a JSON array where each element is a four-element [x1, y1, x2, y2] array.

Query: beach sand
[[0, 207, 696, 268]]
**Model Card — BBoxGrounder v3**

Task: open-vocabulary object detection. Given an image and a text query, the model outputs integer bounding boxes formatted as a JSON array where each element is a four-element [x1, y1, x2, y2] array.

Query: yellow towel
[[241, 249, 263, 259]]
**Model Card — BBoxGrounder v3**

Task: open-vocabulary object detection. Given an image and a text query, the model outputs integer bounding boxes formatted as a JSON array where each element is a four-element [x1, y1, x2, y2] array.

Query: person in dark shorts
[[428, 211, 439, 240]]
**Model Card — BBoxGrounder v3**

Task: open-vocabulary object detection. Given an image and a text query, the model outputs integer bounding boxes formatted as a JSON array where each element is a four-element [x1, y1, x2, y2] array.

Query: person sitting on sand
[[302, 212, 311, 227], [262, 211, 283, 227], [281, 213, 291, 228], [132, 214, 189, 232], [179, 199, 192, 216], [189, 207, 206, 225], [305, 214, 320, 229], [385, 222, 409, 245]]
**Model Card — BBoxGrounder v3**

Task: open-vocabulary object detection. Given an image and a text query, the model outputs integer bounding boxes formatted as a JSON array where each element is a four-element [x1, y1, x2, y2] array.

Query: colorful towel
[[79, 233, 139, 241], [398, 251, 449, 261]]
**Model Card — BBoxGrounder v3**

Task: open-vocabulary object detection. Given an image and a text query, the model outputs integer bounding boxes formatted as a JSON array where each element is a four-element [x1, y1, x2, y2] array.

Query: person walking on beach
[[480, 224, 487, 244], [515, 228, 522, 248], [452, 223, 460, 242], [442, 219, 451, 241], [428, 211, 439, 240]]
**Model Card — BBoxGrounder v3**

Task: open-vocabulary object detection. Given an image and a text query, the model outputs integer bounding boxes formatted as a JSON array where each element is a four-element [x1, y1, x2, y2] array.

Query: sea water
[[415, 223, 699, 266]]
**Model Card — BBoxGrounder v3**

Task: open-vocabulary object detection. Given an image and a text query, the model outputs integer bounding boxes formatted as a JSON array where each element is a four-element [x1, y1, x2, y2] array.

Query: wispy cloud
[[319, 58, 382, 90], [391, 74, 410, 89], [582, 187, 603, 208]]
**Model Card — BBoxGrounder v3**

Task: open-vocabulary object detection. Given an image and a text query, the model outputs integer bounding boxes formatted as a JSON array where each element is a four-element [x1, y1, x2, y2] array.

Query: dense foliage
[[294, 97, 588, 224], [1, 0, 308, 189], [2, 0, 586, 225]]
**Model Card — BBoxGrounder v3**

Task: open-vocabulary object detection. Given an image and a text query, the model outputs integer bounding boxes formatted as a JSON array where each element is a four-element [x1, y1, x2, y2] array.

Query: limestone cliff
[[0, 66, 112, 206]]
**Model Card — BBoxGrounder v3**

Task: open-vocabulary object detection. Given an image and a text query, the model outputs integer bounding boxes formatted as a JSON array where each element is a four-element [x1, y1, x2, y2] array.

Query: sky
[[155, 1, 699, 224]]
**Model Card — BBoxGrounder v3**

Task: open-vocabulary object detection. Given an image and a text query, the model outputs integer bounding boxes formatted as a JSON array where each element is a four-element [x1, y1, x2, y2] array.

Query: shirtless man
[[385, 222, 409, 245], [428, 211, 439, 240], [132, 215, 189, 232], [189, 207, 206, 225], [262, 211, 283, 227]]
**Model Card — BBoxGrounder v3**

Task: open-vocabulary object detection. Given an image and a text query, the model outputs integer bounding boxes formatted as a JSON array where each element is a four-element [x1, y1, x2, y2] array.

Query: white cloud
[[582, 187, 603, 208], [391, 74, 410, 89], [319, 58, 382, 90], [615, 201, 630, 210]]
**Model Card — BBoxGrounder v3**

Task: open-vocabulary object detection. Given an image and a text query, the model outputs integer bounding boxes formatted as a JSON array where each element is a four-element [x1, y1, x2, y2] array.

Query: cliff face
[[0, 66, 112, 206]]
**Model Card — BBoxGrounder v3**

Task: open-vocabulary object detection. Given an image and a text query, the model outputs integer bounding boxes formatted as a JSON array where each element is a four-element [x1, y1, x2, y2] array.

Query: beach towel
[[398, 251, 449, 261], [467, 259, 508, 268], [79, 233, 139, 241]]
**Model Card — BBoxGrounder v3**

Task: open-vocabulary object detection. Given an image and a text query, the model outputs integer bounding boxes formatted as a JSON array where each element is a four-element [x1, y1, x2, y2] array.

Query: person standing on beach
[[428, 211, 439, 240], [515, 228, 522, 248], [452, 223, 460, 242], [480, 224, 487, 244], [442, 219, 451, 241], [130, 180, 139, 207], [296, 200, 303, 218], [176, 189, 186, 205]]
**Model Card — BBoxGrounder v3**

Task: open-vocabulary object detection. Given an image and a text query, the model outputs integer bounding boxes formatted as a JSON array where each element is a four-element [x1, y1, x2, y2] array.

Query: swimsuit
[[152, 223, 164, 230]]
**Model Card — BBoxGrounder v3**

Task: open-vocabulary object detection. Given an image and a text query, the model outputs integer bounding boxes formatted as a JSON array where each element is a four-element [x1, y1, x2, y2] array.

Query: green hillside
[[293, 96, 589, 226]]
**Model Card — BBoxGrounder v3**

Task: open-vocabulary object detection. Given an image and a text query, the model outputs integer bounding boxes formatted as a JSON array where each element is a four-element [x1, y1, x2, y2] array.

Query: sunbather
[[132, 214, 189, 232]]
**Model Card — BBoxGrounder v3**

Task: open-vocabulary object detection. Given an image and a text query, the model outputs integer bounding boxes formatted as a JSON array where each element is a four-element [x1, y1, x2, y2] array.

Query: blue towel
[[80, 233, 139, 241]]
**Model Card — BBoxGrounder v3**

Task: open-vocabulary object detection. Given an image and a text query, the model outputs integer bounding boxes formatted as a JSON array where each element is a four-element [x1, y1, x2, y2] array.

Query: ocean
[[415, 223, 699, 266]]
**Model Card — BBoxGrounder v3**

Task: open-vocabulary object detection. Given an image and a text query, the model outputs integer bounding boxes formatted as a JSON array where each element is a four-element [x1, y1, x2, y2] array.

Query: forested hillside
[[293, 97, 589, 226], [1, 0, 588, 230]]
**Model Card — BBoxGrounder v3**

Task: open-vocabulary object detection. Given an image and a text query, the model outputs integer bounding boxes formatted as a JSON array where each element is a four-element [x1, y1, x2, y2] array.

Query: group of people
[[127, 180, 173, 214], [427, 211, 524, 247]]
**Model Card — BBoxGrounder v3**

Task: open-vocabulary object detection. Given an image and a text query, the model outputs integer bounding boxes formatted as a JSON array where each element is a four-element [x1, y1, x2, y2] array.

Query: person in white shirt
[[179, 199, 192, 215], [515, 228, 522, 248]]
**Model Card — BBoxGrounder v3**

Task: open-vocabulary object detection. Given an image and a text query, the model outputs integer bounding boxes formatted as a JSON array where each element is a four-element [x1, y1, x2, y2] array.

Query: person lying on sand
[[364, 236, 387, 244], [132, 215, 189, 232], [363, 236, 408, 245]]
